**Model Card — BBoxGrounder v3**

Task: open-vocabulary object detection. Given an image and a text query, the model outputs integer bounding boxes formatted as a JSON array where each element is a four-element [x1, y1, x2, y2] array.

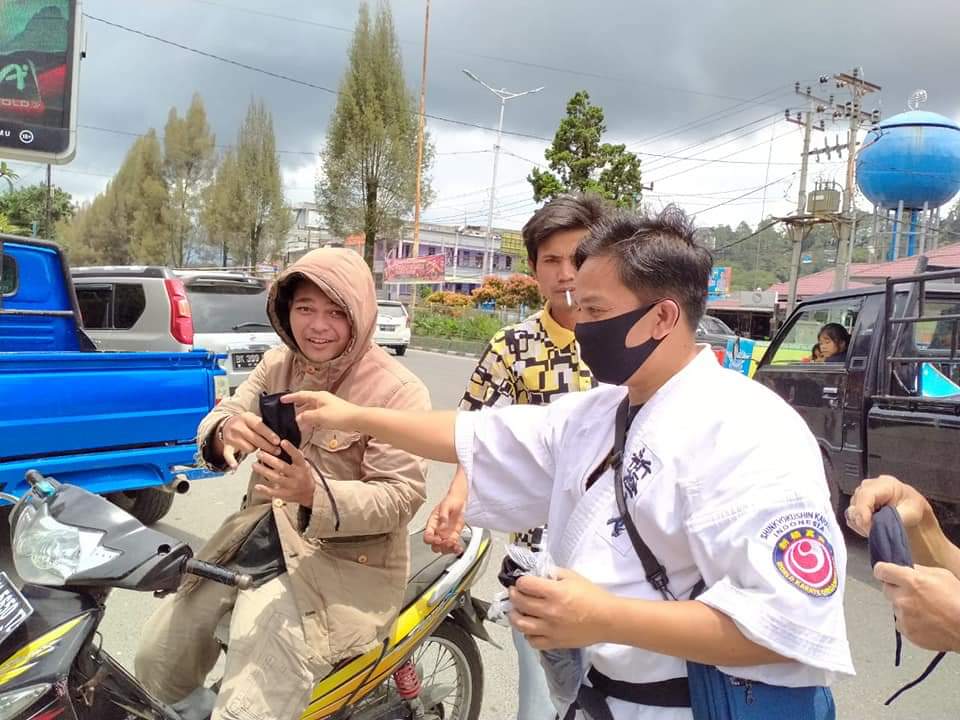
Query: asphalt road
[[6, 348, 958, 719]]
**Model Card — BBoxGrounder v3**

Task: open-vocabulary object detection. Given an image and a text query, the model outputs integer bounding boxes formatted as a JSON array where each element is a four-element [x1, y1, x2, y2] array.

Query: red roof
[[767, 241, 960, 299], [768, 269, 871, 298], [850, 242, 960, 279]]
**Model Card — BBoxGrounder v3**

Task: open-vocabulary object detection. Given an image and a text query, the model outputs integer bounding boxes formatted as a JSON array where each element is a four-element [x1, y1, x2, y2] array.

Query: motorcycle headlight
[[12, 502, 120, 586], [0, 683, 51, 718]]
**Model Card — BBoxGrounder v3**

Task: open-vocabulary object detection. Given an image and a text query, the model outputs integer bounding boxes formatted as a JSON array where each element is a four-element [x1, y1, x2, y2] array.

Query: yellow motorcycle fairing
[[0, 614, 89, 688], [300, 535, 489, 720]]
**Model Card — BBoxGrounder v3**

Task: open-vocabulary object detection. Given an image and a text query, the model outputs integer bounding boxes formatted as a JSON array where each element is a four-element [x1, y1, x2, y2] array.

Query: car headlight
[[0, 683, 51, 718], [12, 503, 120, 586]]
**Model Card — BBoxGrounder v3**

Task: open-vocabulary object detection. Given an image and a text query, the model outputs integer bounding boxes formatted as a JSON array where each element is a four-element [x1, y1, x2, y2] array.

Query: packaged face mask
[[488, 541, 585, 717], [259, 391, 302, 464], [869, 505, 946, 706]]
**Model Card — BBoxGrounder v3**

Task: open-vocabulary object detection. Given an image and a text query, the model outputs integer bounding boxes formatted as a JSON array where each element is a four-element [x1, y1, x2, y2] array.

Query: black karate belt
[[560, 668, 690, 720], [868, 505, 948, 705]]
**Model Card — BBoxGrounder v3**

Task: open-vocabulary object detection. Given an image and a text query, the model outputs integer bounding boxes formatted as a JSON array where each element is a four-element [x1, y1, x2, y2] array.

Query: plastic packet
[[487, 541, 584, 715]]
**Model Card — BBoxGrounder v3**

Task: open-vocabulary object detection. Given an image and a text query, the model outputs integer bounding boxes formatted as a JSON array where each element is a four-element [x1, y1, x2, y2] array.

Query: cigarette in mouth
[[565, 290, 573, 306]]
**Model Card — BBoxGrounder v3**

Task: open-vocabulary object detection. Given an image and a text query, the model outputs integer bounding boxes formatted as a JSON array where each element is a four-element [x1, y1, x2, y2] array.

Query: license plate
[[379, 325, 394, 332], [0, 572, 33, 645], [232, 352, 263, 369]]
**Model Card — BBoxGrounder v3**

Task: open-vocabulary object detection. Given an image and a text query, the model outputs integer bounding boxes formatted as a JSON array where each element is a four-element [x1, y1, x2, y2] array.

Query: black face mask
[[575, 301, 666, 386]]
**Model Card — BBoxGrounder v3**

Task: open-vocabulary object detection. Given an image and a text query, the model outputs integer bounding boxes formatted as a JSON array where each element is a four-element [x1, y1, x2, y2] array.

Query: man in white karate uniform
[[286, 206, 855, 720]]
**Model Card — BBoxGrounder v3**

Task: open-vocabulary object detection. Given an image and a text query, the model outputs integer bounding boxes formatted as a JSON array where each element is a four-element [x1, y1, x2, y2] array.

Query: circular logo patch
[[772, 526, 837, 597]]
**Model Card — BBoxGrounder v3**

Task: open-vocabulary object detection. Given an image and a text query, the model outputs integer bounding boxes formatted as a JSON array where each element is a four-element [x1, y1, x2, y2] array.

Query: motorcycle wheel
[[420, 622, 483, 720], [353, 620, 483, 720]]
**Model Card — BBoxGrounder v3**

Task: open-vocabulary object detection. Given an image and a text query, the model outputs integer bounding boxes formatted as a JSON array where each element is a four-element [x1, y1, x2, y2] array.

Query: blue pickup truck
[[0, 235, 226, 524]]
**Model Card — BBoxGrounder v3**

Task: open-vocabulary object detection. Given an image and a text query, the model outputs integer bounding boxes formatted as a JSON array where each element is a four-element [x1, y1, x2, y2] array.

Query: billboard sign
[[0, 0, 82, 163], [708, 266, 732, 297], [384, 254, 445, 283]]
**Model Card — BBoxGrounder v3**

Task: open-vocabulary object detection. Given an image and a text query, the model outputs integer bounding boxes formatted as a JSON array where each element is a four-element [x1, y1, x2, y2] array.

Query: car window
[[913, 299, 960, 353], [76, 285, 113, 329], [114, 283, 146, 329], [708, 316, 734, 335], [187, 283, 271, 334], [1, 255, 16, 296], [769, 300, 860, 365], [378, 304, 405, 318]]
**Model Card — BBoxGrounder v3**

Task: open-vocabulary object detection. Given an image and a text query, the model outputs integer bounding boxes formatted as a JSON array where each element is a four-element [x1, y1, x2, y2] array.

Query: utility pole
[[463, 70, 544, 276], [409, 0, 431, 316], [783, 79, 835, 314], [832, 69, 881, 290], [785, 106, 815, 314]]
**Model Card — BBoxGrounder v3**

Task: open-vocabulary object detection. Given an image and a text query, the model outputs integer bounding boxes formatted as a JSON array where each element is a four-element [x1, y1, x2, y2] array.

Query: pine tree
[[318, 2, 432, 268], [204, 99, 289, 267], [529, 91, 643, 208], [163, 93, 216, 265]]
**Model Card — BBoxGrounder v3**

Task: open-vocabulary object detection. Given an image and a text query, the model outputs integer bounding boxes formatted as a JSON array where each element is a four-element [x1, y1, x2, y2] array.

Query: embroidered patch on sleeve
[[771, 525, 838, 598]]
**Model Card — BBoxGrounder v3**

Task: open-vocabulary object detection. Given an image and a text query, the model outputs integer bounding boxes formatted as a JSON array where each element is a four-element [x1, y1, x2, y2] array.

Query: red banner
[[384, 254, 445, 283]]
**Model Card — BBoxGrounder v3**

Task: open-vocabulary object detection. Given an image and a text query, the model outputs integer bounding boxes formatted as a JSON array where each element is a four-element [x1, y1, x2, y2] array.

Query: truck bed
[[0, 350, 221, 496], [867, 396, 960, 507]]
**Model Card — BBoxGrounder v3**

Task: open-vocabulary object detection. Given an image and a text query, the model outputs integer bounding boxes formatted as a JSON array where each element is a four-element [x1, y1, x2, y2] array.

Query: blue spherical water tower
[[856, 106, 960, 260]]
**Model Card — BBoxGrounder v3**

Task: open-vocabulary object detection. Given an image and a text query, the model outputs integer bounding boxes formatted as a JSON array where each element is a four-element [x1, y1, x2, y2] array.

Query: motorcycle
[[0, 470, 493, 720]]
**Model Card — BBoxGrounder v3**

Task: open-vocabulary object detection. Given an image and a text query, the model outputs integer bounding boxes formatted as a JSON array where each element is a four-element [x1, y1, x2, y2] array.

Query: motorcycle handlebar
[[184, 559, 253, 590]]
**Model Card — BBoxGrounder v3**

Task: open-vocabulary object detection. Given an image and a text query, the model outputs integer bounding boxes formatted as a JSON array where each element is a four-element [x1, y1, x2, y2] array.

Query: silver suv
[[72, 267, 282, 393]]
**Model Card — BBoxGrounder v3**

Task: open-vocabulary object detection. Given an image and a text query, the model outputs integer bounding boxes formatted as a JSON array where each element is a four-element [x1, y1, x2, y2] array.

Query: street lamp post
[[462, 69, 543, 276]]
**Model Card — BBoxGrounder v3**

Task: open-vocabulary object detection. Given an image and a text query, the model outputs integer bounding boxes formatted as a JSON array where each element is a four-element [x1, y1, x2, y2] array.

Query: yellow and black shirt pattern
[[459, 303, 596, 550]]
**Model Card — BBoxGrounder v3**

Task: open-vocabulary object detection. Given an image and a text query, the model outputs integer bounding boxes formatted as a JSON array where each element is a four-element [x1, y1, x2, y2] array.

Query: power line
[[713, 220, 783, 253], [640, 113, 783, 172], [625, 87, 793, 151], [79, 123, 321, 157], [183, 0, 784, 106], [693, 173, 796, 219], [84, 13, 555, 144], [651, 130, 798, 185], [84, 14, 811, 172]]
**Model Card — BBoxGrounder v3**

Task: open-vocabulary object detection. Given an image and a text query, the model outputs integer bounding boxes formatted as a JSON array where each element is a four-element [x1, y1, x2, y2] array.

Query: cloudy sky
[[8, 0, 960, 231]]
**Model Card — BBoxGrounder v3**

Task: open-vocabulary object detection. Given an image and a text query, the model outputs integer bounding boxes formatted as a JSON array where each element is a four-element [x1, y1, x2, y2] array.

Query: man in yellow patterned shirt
[[425, 193, 605, 720]]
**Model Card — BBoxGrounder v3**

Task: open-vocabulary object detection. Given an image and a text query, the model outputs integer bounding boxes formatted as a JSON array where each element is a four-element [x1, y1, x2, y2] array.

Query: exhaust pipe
[[162, 474, 191, 495]]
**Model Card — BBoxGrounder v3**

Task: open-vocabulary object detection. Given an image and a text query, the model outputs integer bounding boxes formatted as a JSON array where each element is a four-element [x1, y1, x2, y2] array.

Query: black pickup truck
[[753, 264, 960, 525]]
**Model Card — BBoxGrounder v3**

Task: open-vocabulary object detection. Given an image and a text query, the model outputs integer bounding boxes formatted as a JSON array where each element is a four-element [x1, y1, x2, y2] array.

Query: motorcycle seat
[[402, 529, 458, 608]]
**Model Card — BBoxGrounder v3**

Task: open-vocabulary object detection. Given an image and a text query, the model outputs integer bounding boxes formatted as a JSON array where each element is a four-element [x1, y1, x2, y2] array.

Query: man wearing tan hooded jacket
[[135, 248, 430, 720]]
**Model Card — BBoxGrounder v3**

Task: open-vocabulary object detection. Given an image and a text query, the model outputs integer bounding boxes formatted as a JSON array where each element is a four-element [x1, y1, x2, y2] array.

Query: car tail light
[[164, 278, 194, 345]]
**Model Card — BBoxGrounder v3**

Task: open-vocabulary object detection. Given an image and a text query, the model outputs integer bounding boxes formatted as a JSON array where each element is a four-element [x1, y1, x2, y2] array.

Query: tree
[[0, 212, 23, 234], [0, 183, 74, 239], [499, 274, 542, 308], [529, 91, 643, 208], [318, 2, 432, 269], [204, 99, 290, 267], [163, 93, 216, 266], [202, 148, 241, 266], [59, 131, 168, 264], [470, 274, 542, 308]]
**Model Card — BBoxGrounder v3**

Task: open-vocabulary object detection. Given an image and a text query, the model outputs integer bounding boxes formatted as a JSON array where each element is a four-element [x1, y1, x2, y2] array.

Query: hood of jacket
[[267, 247, 377, 389]]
